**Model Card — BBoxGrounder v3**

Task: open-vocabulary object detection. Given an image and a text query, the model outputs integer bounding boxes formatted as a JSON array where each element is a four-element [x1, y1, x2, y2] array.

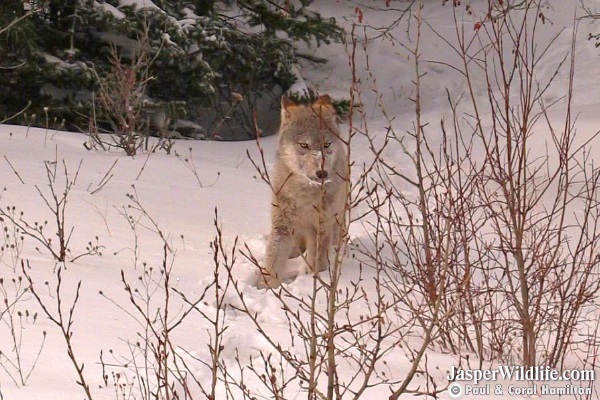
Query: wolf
[[259, 94, 349, 288]]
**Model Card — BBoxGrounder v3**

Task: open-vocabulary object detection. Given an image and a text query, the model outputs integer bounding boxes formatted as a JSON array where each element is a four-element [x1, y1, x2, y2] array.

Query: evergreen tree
[[0, 0, 342, 140]]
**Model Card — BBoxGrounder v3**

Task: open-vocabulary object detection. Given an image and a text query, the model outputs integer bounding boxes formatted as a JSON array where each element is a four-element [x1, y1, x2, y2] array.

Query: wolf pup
[[259, 94, 348, 288]]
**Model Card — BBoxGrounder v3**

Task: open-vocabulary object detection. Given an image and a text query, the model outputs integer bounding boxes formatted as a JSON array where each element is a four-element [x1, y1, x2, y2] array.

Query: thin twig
[[3, 156, 25, 184]]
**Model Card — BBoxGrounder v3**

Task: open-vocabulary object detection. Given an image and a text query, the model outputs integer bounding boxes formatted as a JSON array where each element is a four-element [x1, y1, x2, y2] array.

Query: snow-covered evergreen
[[0, 0, 342, 139]]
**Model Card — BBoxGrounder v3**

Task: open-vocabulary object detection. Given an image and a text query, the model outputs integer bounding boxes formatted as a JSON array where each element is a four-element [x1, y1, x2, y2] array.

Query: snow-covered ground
[[2, 1, 600, 399]]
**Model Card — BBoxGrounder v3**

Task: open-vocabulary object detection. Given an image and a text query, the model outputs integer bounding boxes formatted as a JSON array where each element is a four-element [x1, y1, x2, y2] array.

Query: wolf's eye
[[324, 142, 332, 148], [299, 143, 309, 148]]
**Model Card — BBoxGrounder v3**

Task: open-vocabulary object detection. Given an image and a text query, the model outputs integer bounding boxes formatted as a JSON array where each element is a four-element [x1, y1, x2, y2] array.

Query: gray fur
[[259, 95, 349, 288]]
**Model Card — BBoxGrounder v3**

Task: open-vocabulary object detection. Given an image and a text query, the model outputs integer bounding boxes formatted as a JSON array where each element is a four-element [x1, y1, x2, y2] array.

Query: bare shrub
[[325, 0, 600, 387], [0, 208, 25, 272], [0, 274, 45, 387], [0, 156, 103, 397], [99, 199, 226, 400], [22, 261, 93, 400], [447, 0, 600, 368], [92, 35, 155, 156], [350, 4, 466, 396], [100, 249, 183, 400], [382, 0, 600, 369], [0, 159, 102, 264], [206, 7, 451, 400]]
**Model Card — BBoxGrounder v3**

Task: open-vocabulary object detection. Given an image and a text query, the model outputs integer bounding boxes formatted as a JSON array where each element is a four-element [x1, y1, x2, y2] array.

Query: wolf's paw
[[256, 272, 281, 289], [318, 262, 329, 272]]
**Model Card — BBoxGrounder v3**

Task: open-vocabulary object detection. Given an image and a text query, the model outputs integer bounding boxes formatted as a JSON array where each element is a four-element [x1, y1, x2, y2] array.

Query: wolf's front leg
[[259, 228, 293, 288], [307, 229, 332, 273]]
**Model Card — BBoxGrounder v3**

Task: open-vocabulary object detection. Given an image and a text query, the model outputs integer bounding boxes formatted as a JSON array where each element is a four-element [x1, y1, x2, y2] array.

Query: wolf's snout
[[316, 170, 328, 180]]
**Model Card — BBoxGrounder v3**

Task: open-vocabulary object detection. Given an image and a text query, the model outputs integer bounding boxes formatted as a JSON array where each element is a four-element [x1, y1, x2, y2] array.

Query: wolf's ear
[[281, 95, 298, 122], [312, 94, 336, 117], [281, 95, 296, 109], [313, 94, 334, 109], [312, 94, 337, 123]]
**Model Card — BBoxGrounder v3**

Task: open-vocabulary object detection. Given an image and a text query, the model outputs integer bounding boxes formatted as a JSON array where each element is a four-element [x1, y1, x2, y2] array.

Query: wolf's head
[[278, 95, 344, 186]]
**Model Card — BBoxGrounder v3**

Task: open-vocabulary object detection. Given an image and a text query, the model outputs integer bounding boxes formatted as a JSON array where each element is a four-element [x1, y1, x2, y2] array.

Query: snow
[[42, 53, 82, 70], [2, 1, 600, 399], [94, 1, 126, 20], [286, 64, 312, 97], [117, 0, 161, 11]]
